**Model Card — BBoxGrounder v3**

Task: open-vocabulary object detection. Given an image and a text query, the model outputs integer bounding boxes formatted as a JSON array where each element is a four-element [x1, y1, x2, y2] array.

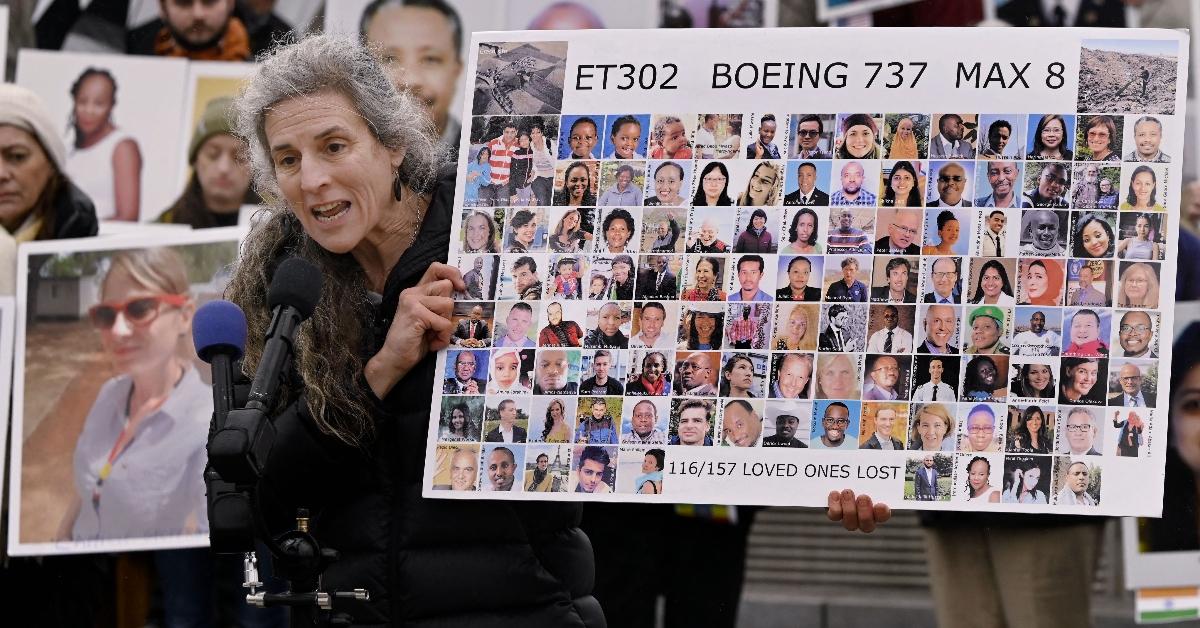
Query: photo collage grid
[[432, 40, 1173, 506]]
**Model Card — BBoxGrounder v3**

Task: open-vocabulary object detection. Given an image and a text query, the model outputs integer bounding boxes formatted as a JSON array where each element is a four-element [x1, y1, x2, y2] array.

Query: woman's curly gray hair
[[227, 34, 444, 447], [234, 33, 442, 200]]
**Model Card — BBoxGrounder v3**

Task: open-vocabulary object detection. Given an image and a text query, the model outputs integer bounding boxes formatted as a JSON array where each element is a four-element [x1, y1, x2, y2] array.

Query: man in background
[[159, 97, 254, 228], [128, 0, 251, 60], [361, 0, 464, 154]]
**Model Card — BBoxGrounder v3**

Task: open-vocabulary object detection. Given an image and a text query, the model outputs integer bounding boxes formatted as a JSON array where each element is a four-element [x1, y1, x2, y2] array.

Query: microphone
[[194, 300, 247, 429], [210, 257, 322, 485], [194, 300, 252, 553], [246, 257, 323, 412]]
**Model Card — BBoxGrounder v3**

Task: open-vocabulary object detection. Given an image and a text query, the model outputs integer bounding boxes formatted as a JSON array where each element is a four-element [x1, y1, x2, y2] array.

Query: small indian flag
[[1137, 588, 1200, 624]]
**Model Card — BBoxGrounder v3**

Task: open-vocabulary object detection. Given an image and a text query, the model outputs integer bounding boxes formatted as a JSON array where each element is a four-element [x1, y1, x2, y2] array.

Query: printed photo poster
[[1120, 300, 1200, 591], [423, 27, 1189, 517], [15, 50, 188, 225], [7, 227, 244, 556], [172, 61, 257, 205]]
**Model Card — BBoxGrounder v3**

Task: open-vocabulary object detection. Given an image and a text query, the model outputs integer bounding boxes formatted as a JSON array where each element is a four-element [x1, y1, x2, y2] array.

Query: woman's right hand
[[366, 263, 466, 399]]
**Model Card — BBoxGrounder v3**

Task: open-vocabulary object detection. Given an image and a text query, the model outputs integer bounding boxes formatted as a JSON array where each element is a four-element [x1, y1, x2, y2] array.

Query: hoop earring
[[392, 168, 403, 202]]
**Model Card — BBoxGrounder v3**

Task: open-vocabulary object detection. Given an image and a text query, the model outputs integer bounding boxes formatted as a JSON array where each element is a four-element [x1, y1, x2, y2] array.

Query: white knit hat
[[0, 84, 67, 172]]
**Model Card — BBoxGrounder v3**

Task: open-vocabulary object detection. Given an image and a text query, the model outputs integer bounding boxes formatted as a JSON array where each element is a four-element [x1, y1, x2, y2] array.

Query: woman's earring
[[392, 167, 403, 202]]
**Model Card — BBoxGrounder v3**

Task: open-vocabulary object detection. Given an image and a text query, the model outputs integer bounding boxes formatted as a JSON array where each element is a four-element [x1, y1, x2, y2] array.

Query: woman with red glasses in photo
[[56, 247, 209, 543]]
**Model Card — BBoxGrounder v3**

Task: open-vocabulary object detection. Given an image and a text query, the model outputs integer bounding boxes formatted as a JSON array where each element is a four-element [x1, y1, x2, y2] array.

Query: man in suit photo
[[927, 161, 973, 207], [914, 454, 939, 500], [452, 304, 492, 347], [922, 257, 961, 304], [637, 254, 678, 299], [819, 304, 859, 352], [485, 399, 529, 443], [929, 114, 975, 159], [862, 405, 905, 450], [1063, 408, 1102, 456], [871, 257, 917, 303], [444, 350, 487, 394], [875, 208, 922, 254], [1109, 363, 1156, 407], [783, 161, 830, 206]]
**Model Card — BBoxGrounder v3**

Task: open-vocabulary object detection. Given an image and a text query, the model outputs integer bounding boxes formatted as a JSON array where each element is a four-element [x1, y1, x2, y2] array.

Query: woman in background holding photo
[[65, 68, 142, 221]]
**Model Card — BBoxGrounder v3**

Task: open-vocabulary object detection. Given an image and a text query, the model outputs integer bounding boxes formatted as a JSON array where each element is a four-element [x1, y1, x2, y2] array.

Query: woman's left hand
[[827, 489, 891, 533]]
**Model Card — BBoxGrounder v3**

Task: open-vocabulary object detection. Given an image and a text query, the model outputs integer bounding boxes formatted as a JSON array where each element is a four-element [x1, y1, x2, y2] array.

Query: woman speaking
[[225, 36, 601, 626]]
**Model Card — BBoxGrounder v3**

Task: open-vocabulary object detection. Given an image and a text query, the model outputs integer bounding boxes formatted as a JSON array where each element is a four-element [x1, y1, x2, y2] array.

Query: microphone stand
[[208, 370, 368, 627]]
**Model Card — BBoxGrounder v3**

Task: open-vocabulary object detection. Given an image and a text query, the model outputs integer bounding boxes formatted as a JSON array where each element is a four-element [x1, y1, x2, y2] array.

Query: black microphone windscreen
[[193, 300, 247, 363], [267, 257, 323, 320]]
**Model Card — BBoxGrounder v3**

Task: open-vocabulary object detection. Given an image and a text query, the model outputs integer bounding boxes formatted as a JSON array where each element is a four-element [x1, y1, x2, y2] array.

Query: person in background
[[1149, 322, 1200, 550], [127, 0, 251, 61], [929, 114, 974, 159], [65, 68, 143, 222], [360, 0, 463, 155], [0, 84, 99, 247], [159, 96, 258, 227], [0, 83, 103, 627]]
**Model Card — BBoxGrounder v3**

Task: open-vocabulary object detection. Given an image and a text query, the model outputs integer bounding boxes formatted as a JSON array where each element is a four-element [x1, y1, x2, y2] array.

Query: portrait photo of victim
[[12, 232, 239, 554]]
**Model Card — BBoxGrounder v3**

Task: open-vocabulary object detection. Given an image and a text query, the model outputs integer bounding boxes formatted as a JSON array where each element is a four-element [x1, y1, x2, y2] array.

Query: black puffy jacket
[[50, 180, 99, 240], [254, 167, 604, 628]]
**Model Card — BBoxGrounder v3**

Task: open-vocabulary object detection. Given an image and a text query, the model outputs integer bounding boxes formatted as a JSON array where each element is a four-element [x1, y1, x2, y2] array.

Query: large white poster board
[[422, 27, 1188, 517]]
